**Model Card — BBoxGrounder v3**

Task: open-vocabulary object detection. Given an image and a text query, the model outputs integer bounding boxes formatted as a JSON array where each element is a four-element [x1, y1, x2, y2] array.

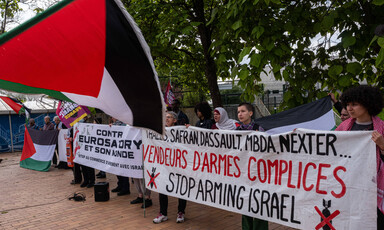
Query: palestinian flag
[[164, 80, 175, 107], [255, 96, 336, 134], [0, 96, 31, 119], [20, 127, 59, 172], [0, 0, 165, 134]]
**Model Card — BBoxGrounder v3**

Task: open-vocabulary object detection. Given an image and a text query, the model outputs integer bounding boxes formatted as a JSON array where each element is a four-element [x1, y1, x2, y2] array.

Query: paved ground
[[0, 152, 295, 230]]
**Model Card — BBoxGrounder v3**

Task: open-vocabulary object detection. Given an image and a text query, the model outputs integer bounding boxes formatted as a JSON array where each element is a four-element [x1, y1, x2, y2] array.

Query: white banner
[[73, 123, 143, 178], [143, 126, 377, 230]]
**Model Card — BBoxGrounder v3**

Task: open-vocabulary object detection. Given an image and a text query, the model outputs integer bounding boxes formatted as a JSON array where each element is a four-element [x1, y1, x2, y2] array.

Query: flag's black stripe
[[105, 0, 163, 133], [27, 128, 59, 146], [255, 97, 332, 130]]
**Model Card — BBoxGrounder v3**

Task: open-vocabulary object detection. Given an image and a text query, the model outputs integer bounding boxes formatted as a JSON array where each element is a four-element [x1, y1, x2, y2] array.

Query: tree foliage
[[0, 0, 21, 34], [125, 0, 384, 110], [226, 0, 384, 109], [124, 0, 250, 108]]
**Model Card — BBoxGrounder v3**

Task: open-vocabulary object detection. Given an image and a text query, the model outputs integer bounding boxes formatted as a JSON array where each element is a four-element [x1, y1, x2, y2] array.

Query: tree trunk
[[193, 0, 222, 108]]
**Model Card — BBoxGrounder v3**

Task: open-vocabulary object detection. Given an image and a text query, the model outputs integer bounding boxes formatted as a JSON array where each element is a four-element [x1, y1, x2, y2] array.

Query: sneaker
[[130, 197, 143, 204], [176, 212, 185, 223], [141, 199, 152, 208], [153, 213, 168, 224]]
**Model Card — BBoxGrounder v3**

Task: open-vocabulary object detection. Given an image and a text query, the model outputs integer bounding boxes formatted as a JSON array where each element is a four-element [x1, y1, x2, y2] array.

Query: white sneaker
[[153, 213, 168, 224], [176, 212, 185, 223]]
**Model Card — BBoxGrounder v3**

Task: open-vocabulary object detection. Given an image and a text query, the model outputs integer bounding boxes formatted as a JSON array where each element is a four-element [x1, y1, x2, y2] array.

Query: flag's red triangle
[[0, 96, 22, 113], [0, 0, 106, 97], [20, 127, 36, 161]]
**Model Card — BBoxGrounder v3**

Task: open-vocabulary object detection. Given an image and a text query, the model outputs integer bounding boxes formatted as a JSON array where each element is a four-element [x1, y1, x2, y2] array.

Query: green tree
[[125, 0, 255, 108], [0, 0, 21, 34], [225, 0, 384, 109]]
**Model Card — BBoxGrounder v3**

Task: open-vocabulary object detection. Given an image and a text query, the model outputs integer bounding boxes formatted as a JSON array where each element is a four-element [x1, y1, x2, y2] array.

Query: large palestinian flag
[[0, 0, 165, 134], [20, 127, 59, 172], [255, 96, 336, 134]]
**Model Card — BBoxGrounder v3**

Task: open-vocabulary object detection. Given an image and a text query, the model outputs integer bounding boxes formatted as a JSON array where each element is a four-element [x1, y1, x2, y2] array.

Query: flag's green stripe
[[0, 0, 74, 45], [0, 79, 72, 102], [20, 158, 51, 172]]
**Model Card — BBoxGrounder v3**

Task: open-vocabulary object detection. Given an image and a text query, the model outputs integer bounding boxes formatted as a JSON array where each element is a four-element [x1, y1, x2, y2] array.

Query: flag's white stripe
[[265, 109, 335, 135], [30, 143, 56, 161], [63, 68, 133, 125]]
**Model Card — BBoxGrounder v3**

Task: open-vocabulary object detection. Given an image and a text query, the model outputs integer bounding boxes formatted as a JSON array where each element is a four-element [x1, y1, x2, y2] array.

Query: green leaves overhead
[[342, 35, 356, 48], [126, 0, 384, 110], [373, 0, 384, 6], [225, 0, 384, 108], [346, 62, 362, 75], [328, 65, 343, 78]]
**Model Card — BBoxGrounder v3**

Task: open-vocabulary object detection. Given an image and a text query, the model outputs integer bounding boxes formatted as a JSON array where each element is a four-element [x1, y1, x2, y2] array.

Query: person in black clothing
[[171, 99, 189, 125], [109, 117, 130, 196], [78, 116, 95, 188], [194, 101, 213, 129]]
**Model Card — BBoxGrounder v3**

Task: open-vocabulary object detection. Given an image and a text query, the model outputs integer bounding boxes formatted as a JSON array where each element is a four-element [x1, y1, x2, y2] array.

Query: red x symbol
[[314, 206, 340, 230], [147, 170, 160, 189]]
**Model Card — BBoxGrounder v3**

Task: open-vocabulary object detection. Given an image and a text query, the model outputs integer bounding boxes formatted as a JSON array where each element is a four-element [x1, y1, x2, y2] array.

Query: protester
[[171, 99, 189, 125], [68, 127, 82, 185], [340, 107, 350, 122], [42, 116, 54, 130], [236, 102, 268, 230], [194, 101, 213, 129], [93, 118, 107, 179], [336, 85, 384, 229], [79, 115, 95, 188], [53, 116, 67, 130], [110, 117, 130, 196], [53, 116, 69, 169], [329, 92, 343, 114], [212, 107, 238, 130], [153, 111, 187, 224], [28, 118, 39, 130], [130, 178, 152, 208]]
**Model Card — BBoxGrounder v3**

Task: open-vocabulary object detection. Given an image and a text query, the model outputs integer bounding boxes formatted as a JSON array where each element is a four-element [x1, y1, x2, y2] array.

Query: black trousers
[[117, 176, 130, 192], [80, 165, 95, 184], [379, 208, 384, 229], [159, 193, 186, 216], [72, 163, 82, 183]]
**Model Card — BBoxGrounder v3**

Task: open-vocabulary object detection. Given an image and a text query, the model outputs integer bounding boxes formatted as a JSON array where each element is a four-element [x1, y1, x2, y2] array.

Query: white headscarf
[[214, 107, 238, 130]]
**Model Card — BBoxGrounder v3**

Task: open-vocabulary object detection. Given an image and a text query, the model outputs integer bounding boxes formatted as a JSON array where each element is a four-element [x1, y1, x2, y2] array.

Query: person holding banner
[[194, 101, 214, 129], [236, 102, 268, 230], [336, 85, 384, 229], [212, 107, 239, 130], [131, 178, 152, 208], [110, 117, 130, 196], [43, 116, 54, 130], [28, 118, 39, 130], [153, 111, 187, 224], [171, 99, 189, 125]]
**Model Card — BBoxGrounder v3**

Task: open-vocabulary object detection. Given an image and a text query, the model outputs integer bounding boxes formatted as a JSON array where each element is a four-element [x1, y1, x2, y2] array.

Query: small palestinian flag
[[0, 96, 31, 120], [0, 0, 165, 134], [20, 127, 59, 172], [255, 96, 336, 134], [164, 80, 175, 107]]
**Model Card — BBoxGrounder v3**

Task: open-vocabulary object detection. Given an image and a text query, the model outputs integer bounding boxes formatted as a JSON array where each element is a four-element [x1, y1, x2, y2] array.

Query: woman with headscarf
[[212, 107, 239, 130]]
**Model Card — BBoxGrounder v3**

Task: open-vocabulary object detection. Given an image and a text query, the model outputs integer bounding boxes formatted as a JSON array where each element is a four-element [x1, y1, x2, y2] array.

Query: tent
[[0, 92, 57, 152]]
